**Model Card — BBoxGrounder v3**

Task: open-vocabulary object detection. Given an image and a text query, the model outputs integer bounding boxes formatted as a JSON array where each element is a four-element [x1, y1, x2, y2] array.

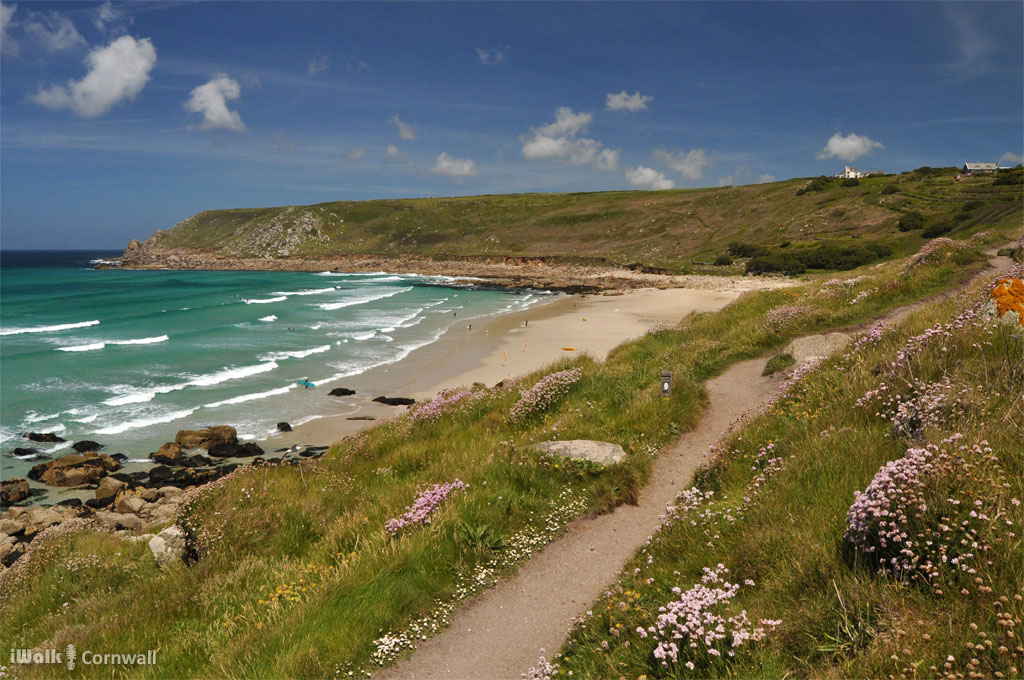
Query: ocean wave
[[102, 361, 280, 406], [271, 287, 338, 296], [72, 414, 99, 423], [1, 320, 100, 336], [203, 384, 296, 408], [259, 315, 278, 322], [259, 344, 331, 361], [56, 335, 169, 352], [56, 342, 107, 352], [25, 411, 62, 423], [244, 295, 288, 304], [314, 327, 448, 385], [315, 286, 413, 311], [94, 407, 198, 436], [357, 275, 405, 283], [89, 258, 122, 266]]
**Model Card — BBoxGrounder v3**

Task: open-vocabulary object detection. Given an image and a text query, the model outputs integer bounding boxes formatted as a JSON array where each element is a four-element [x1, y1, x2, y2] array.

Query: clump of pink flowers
[[409, 387, 479, 423], [856, 377, 955, 439], [762, 304, 815, 333], [902, 237, 970, 273], [522, 649, 560, 679], [509, 368, 582, 423], [650, 564, 781, 667], [385, 479, 468, 536]]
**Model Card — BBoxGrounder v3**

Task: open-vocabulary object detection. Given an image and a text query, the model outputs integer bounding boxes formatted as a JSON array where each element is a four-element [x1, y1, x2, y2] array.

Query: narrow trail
[[380, 357, 778, 680], [379, 250, 1018, 680]]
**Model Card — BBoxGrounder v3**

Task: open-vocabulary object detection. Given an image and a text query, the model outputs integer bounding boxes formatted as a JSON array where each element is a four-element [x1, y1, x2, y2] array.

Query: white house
[[962, 162, 999, 174], [838, 166, 866, 179]]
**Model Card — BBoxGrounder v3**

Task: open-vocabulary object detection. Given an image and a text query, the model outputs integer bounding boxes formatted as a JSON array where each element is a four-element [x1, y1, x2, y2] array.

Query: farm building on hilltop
[[962, 162, 999, 174]]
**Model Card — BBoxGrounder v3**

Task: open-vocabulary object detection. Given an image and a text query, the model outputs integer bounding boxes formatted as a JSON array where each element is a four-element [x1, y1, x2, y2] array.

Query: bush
[[713, 254, 733, 266], [993, 168, 1023, 186], [840, 178, 860, 187], [898, 211, 925, 232], [727, 241, 766, 258], [922, 221, 954, 238], [795, 176, 832, 196], [745, 255, 806, 276], [881, 184, 899, 195]]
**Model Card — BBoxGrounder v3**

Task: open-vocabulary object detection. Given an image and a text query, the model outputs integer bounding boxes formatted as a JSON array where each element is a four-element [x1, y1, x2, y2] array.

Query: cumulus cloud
[[521, 107, 619, 171], [431, 152, 478, 181], [1, 3, 17, 56], [475, 46, 508, 65], [24, 8, 84, 52], [626, 166, 674, 191], [1000, 151, 1023, 165], [307, 55, 328, 76], [93, 1, 129, 34], [606, 90, 651, 112], [31, 35, 156, 118], [345, 147, 366, 160], [184, 74, 246, 132], [817, 132, 885, 162], [654, 148, 711, 181], [390, 114, 417, 141]]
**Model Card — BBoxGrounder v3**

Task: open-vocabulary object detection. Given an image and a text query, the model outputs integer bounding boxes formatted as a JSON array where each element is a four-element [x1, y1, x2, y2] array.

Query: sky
[[1, 1, 1021, 250]]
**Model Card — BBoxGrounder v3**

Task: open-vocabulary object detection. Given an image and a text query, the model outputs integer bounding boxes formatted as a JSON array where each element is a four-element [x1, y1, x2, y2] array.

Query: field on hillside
[[144, 168, 1023, 273], [1, 238, 1012, 679]]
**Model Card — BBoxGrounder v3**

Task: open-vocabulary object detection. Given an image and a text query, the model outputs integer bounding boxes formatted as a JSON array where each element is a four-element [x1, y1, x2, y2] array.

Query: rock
[[0, 518, 26, 536], [11, 447, 40, 458], [148, 504, 177, 521], [534, 440, 627, 466], [1, 478, 31, 506], [25, 432, 65, 443], [182, 454, 212, 468], [109, 472, 141, 486], [96, 476, 126, 501], [347, 416, 376, 421], [4, 507, 28, 519], [85, 496, 114, 510], [152, 442, 183, 465], [24, 508, 63, 535], [158, 486, 182, 499], [41, 464, 105, 487], [147, 466, 173, 484], [1, 541, 26, 567], [56, 498, 83, 508], [95, 512, 143, 532], [207, 442, 263, 458], [276, 422, 292, 432], [784, 332, 852, 365], [174, 426, 237, 450], [115, 494, 146, 515], [29, 452, 122, 486], [372, 396, 416, 406], [148, 526, 186, 567], [140, 488, 160, 502], [109, 453, 129, 464], [71, 440, 104, 453], [328, 387, 356, 397]]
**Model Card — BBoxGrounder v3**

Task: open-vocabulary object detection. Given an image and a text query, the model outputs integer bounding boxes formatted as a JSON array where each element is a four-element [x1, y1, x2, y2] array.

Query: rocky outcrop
[[148, 526, 186, 568], [373, 396, 416, 406], [0, 478, 30, 506], [28, 452, 122, 487], [152, 442, 183, 465], [329, 387, 356, 396], [206, 442, 263, 458], [277, 422, 292, 432], [533, 440, 627, 465], [96, 476, 126, 501], [71, 440, 104, 453], [24, 432, 65, 443], [174, 426, 237, 450]]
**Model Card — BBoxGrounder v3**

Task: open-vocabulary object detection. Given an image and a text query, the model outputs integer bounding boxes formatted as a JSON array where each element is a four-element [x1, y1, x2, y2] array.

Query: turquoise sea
[[0, 251, 547, 480]]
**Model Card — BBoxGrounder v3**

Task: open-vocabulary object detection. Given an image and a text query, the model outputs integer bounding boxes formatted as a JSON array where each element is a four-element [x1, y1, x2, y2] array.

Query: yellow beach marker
[[562, 347, 576, 351]]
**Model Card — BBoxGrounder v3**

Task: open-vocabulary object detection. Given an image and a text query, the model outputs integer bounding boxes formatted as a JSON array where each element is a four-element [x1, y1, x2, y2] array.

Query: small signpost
[[660, 371, 672, 399]]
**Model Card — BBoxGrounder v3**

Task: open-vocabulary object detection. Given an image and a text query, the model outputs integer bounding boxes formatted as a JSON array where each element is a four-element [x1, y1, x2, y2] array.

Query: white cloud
[[93, 1, 129, 34], [345, 148, 366, 160], [1000, 151, 1024, 165], [307, 55, 328, 76], [31, 35, 156, 118], [817, 132, 885, 162], [431, 152, 478, 181], [606, 90, 651, 112], [184, 74, 246, 132], [626, 166, 674, 191], [521, 107, 619, 171], [654, 148, 711, 181], [386, 145, 414, 167], [475, 46, 508, 65], [390, 114, 417, 141], [24, 9, 84, 52], [1, 3, 17, 56], [386, 145, 401, 158]]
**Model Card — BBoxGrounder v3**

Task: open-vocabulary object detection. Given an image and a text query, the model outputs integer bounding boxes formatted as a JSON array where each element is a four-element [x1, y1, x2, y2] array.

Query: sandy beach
[[267, 284, 770, 450]]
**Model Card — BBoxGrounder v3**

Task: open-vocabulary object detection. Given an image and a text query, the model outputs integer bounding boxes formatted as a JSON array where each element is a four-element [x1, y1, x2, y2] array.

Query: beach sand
[[268, 287, 747, 450]]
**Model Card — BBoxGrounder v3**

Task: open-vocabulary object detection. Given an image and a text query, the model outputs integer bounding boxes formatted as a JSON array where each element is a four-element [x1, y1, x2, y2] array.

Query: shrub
[[726, 241, 766, 258], [897, 211, 925, 232], [713, 254, 733, 266], [795, 176, 831, 195], [993, 168, 1023, 186], [745, 255, 806, 276], [881, 184, 899, 195], [922, 221, 954, 238], [840, 178, 860, 187]]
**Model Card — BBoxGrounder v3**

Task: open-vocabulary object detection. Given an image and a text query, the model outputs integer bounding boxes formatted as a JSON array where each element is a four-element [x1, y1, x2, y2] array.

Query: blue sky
[[1, 1, 1021, 249]]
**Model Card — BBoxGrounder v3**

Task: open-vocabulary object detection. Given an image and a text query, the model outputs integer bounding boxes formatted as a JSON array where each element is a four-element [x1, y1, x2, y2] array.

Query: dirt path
[[378, 250, 1019, 680], [379, 357, 778, 680]]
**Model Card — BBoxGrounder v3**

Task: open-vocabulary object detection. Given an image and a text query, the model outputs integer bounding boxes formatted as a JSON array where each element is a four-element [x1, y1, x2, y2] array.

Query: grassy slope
[[0, 239, 1008, 679], [148, 171, 1022, 271]]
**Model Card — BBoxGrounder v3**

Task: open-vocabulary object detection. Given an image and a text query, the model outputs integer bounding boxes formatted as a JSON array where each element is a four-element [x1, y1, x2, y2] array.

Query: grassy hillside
[[144, 168, 1023, 272], [2, 239, 1013, 679]]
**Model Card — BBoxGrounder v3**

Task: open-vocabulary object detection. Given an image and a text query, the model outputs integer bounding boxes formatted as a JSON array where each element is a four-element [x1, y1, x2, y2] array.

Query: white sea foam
[[357, 275, 404, 283], [259, 315, 278, 322], [272, 287, 338, 296], [72, 414, 99, 423], [25, 411, 62, 423], [315, 286, 412, 311], [259, 344, 331, 361], [111, 335, 169, 345], [56, 342, 107, 352], [244, 295, 288, 304], [203, 384, 296, 409], [102, 361, 280, 406], [94, 408, 198, 435], [1, 320, 101, 336]]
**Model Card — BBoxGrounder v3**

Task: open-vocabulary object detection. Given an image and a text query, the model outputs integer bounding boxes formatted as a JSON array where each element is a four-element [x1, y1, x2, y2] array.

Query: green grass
[[0, 240, 1004, 678], [141, 171, 1023, 274]]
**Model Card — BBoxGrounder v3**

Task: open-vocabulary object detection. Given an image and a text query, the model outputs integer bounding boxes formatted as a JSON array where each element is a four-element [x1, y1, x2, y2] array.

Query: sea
[[0, 250, 549, 480]]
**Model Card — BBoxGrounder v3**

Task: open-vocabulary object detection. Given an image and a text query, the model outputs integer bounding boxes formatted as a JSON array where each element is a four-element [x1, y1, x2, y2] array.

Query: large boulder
[[29, 452, 122, 487], [96, 476, 126, 501], [533, 440, 627, 466], [71, 440, 105, 453], [328, 387, 356, 397], [0, 478, 30, 506], [25, 432, 65, 443], [115, 494, 146, 515], [276, 422, 292, 432], [152, 442, 183, 465], [372, 396, 416, 406], [174, 426, 237, 450], [94, 511, 142, 532], [783, 332, 852, 365], [148, 526, 186, 568], [207, 442, 263, 458], [147, 465, 173, 485]]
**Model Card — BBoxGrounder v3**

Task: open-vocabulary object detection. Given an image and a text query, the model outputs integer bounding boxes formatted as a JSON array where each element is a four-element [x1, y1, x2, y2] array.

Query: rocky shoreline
[[105, 240, 786, 294]]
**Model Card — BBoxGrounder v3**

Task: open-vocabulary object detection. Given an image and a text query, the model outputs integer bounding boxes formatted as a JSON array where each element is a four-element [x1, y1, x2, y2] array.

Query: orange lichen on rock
[[990, 277, 1024, 326]]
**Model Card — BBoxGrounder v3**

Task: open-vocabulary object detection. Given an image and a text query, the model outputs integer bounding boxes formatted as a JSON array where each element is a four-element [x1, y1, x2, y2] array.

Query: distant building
[[962, 162, 999, 174], [838, 166, 866, 179]]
